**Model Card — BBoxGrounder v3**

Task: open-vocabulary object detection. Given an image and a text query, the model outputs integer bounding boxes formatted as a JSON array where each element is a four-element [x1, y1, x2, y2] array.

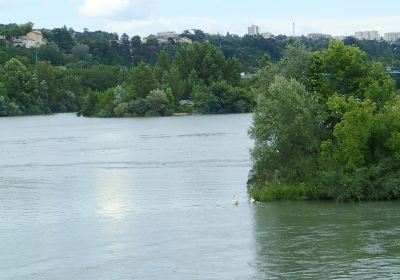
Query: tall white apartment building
[[384, 32, 400, 42], [355, 31, 380, 41], [248, 25, 260, 36]]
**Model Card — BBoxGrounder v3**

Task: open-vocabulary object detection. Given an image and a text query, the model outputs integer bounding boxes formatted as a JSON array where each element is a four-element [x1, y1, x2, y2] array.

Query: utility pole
[[35, 49, 38, 72]]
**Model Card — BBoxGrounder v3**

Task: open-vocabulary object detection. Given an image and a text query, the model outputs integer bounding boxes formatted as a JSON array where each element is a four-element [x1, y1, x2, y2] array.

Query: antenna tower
[[293, 22, 295, 37]]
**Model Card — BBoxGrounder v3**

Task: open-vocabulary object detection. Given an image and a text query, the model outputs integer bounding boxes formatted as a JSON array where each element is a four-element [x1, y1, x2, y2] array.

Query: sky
[[1, 0, 400, 37]]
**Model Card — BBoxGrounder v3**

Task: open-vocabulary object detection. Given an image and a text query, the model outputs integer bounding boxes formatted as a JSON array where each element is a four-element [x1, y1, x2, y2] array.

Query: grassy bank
[[251, 183, 311, 202]]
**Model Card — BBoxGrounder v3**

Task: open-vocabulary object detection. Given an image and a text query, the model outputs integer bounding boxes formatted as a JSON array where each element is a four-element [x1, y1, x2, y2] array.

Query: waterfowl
[[232, 195, 239, 206]]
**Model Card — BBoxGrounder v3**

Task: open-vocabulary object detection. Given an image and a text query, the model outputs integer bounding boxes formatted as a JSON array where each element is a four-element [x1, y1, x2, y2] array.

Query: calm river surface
[[1, 113, 400, 279]]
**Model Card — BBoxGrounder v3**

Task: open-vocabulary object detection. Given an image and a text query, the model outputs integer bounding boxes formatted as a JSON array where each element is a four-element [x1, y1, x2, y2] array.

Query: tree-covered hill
[[0, 22, 399, 117]]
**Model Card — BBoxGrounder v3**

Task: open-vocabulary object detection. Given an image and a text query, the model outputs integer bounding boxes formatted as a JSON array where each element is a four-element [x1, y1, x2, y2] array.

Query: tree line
[[0, 22, 399, 117], [250, 41, 400, 201]]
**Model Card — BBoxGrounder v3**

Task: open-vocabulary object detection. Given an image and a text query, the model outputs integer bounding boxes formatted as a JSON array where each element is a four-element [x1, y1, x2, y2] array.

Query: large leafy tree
[[249, 39, 400, 202], [52, 26, 75, 53], [250, 75, 323, 186], [128, 61, 157, 98], [0, 58, 39, 111]]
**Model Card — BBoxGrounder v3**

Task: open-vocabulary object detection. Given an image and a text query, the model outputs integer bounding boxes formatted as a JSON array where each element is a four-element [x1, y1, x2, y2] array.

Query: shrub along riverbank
[[78, 43, 254, 117], [249, 41, 400, 202]]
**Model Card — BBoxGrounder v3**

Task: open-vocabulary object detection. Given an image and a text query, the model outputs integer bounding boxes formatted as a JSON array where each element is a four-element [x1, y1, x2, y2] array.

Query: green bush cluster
[[79, 44, 254, 117], [250, 41, 400, 202]]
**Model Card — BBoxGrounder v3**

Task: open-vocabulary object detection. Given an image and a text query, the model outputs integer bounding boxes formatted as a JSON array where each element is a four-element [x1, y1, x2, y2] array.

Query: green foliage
[[38, 44, 65, 65], [250, 40, 400, 202], [250, 75, 323, 186], [259, 54, 271, 69], [277, 41, 311, 83], [1, 24, 256, 117], [114, 102, 129, 117], [128, 61, 157, 98], [52, 26, 75, 53], [173, 42, 225, 87], [251, 183, 308, 202], [321, 41, 368, 96], [0, 22, 33, 39], [0, 58, 40, 113], [128, 98, 147, 116], [154, 50, 170, 84], [72, 43, 91, 61], [8, 23, 398, 120], [192, 85, 218, 114], [145, 89, 173, 116]]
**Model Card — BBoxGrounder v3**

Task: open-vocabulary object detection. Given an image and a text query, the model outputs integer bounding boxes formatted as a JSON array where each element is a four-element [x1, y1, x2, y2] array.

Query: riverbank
[[251, 184, 309, 202], [251, 182, 400, 203]]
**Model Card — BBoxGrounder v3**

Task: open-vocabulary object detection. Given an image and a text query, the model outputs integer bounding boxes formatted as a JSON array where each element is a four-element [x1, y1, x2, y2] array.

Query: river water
[[1, 113, 400, 279]]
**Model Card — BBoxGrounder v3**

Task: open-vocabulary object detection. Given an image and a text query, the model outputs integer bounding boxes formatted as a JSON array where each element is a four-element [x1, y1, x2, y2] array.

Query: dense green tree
[[174, 42, 225, 85], [52, 26, 75, 53], [250, 39, 400, 202], [182, 29, 207, 42], [223, 58, 241, 86], [38, 43, 65, 65], [277, 41, 311, 83], [0, 58, 39, 112], [259, 54, 271, 68], [154, 51, 170, 83], [319, 40, 368, 97], [318, 98, 400, 201], [145, 89, 173, 116], [128, 62, 157, 98], [250, 76, 323, 186], [131, 36, 141, 49], [72, 43, 91, 62]]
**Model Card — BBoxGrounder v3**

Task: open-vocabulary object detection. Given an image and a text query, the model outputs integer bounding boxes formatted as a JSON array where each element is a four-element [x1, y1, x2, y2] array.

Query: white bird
[[250, 197, 256, 204], [232, 195, 239, 206]]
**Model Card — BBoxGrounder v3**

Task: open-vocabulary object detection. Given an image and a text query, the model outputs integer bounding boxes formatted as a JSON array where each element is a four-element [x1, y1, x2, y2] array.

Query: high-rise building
[[355, 31, 380, 41], [384, 32, 400, 42], [248, 25, 260, 36]]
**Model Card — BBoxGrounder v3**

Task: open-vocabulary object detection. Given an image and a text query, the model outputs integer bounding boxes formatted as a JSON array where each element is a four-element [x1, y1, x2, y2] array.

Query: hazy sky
[[1, 0, 400, 37]]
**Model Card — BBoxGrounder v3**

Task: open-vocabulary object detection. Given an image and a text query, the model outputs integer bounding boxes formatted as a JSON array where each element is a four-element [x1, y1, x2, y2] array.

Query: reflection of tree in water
[[251, 202, 400, 279]]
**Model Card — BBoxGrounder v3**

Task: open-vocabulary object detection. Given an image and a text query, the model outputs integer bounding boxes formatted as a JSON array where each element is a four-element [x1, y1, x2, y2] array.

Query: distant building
[[26, 30, 46, 46], [177, 37, 193, 44], [157, 31, 178, 38], [179, 100, 194, 106], [143, 32, 192, 44], [241, 72, 254, 79], [308, 33, 332, 40], [384, 32, 400, 42], [355, 31, 380, 41], [248, 25, 260, 36], [12, 38, 37, 48], [0, 35, 5, 40], [12, 30, 46, 48], [261, 32, 274, 39]]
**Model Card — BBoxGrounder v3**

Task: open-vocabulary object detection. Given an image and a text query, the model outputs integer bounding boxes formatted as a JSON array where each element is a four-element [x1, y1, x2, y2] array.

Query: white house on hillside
[[12, 30, 46, 48]]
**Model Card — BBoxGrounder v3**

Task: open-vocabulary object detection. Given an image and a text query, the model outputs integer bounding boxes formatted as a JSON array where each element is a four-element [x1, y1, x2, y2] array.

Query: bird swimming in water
[[232, 195, 238, 206]]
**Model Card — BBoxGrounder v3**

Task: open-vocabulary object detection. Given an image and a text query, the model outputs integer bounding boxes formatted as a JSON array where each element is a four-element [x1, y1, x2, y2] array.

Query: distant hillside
[[1, 23, 400, 71]]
